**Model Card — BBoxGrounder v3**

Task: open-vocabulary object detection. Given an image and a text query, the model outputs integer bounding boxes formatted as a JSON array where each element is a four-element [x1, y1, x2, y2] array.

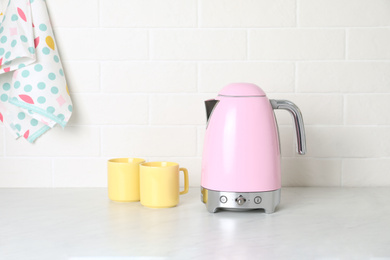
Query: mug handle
[[179, 168, 189, 195]]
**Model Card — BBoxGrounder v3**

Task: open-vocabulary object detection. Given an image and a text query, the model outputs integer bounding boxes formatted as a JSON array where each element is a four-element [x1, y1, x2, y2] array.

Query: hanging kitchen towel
[[0, 0, 72, 143]]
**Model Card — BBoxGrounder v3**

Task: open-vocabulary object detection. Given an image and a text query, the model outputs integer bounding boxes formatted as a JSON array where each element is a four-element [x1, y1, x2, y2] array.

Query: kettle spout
[[205, 99, 219, 126]]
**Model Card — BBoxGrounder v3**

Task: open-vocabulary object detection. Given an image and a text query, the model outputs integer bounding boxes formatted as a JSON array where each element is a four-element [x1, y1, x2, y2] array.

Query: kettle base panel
[[201, 187, 280, 214]]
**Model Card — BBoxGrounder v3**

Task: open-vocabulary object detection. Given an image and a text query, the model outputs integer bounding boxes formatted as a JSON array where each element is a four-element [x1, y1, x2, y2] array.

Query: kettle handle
[[270, 99, 306, 155]]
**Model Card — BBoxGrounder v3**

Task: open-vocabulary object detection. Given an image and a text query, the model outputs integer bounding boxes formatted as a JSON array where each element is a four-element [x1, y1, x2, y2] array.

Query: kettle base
[[201, 187, 280, 214]]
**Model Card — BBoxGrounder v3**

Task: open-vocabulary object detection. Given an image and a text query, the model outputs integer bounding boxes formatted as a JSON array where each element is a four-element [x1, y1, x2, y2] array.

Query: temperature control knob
[[236, 195, 246, 206]]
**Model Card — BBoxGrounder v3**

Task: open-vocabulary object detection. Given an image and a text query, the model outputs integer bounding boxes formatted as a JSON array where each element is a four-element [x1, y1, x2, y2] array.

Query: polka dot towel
[[0, 0, 72, 143]]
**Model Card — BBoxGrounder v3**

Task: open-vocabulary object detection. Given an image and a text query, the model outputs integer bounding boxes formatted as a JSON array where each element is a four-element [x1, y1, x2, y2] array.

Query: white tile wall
[[343, 159, 390, 186], [1, 0, 389, 187], [62, 62, 100, 93], [199, 0, 296, 28], [53, 159, 107, 187], [297, 62, 390, 93], [70, 94, 149, 125], [348, 29, 390, 60], [150, 94, 210, 125], [0, 158, 52, 187], [150, 30, 247, 60], [55, 29, 148, 60], [100, 0, 197, 28], [46, 0, 99, 28], [101, 127, 197, 158], [101, 62, 197, 93], [199, 62, 295, 93], [249, 29, 345, 60], [305, 127, 390, 158], [282, 158, 342, 186], [298, 0, 390, 27], [346, 95, 390, 125]]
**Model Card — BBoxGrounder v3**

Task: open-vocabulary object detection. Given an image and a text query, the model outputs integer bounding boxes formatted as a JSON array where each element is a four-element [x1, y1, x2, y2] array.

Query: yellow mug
[[140, 162, 189, 208], [107, 158, 145, 202]]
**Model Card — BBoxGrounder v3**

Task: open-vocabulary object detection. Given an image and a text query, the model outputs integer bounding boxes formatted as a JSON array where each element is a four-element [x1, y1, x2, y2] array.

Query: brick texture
[[1, 0, 389, 187]]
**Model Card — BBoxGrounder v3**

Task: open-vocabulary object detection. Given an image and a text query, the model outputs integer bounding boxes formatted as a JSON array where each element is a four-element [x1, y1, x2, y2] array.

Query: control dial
[[236, 195, 246, 205]]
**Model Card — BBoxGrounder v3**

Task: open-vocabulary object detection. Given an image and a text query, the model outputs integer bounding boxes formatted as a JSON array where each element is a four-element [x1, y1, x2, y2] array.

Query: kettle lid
[[218, 83, 266, 97]]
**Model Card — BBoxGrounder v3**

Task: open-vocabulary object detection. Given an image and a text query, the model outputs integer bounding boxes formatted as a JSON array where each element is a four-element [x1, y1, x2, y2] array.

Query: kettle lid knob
[[218, 83, 266, 97]]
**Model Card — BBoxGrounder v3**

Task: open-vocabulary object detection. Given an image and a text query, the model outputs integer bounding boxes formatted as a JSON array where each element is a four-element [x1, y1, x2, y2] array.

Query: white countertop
[[1, 187, 390, 260]]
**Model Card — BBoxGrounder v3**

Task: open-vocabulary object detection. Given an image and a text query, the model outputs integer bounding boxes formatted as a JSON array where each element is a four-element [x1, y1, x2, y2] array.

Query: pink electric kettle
[[201, 83, 306, 213]]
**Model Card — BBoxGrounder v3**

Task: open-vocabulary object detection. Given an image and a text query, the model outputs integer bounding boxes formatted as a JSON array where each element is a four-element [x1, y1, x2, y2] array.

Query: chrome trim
[[270, 99, 306, 155], [201, 187, 281, 214]]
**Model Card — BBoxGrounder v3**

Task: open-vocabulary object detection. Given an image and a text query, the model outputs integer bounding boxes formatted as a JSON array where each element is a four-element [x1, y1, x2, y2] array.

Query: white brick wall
[[249, 29, 345, 60], [1, 0, 389, 187], [100, 0, 197, 28], [150, 30, 247, 60], [101, 62, 198, 93]]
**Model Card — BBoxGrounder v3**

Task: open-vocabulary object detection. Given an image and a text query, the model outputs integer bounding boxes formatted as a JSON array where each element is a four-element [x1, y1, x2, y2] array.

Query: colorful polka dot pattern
[[0, 0, 72, 143]]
